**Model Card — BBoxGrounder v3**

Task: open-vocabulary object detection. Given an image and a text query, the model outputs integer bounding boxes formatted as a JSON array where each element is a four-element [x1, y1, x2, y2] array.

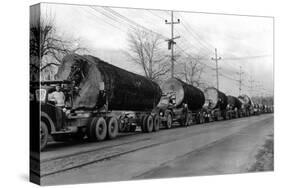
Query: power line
[[145, 10, 213, 56], [178, 22, 213, 54], [104, 7, 169, 39], [177, 12, 216, 51], [176, 45, 215, 70], [146, 9, 167, 20], [211, 48, 222, 90], [90, 7, 139, 32], [83, 7, 128, 33], [223, 55, 271, 60]]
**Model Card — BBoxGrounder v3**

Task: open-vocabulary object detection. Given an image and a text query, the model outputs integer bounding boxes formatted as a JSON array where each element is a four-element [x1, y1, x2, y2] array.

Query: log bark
[[238, 94, 253, 109], [159, 78, 205, 111], [227, 95, 242, 109], [55, 54, 161, 111], [204, 87, 228, 110]]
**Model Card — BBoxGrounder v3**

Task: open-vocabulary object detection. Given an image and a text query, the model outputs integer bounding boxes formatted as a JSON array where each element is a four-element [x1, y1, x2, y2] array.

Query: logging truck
[[157, 78, 206, 127], [202, 87, 229, 122], [33, 54, 162, 151]]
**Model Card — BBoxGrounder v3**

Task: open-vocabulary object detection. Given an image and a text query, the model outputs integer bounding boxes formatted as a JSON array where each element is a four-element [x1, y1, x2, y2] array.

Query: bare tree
[[30, 14, 88, 80], [126, 29, 170, 83], [176, 55, 205, 87]]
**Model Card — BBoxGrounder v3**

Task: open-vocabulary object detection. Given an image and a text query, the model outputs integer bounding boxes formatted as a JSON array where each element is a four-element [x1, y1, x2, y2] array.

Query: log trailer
[[238, 94, 254, 117], [157, 78, 206, 128], [203, 87, 228, 122], [226, 95, 242, 119], [34, 54, 162, 151]]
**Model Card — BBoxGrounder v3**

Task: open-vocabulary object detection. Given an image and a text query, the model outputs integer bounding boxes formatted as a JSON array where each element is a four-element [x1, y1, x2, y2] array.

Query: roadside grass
[[248, 134, 274, 172]]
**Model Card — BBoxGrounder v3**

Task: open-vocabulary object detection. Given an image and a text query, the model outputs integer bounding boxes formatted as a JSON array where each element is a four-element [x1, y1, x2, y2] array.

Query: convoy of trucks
[[30, 54, 274, 151]]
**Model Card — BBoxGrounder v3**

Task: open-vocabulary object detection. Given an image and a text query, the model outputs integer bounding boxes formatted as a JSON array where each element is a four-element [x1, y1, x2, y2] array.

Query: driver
[[48, 84, 65, 107], [48, 84, 66, 130]]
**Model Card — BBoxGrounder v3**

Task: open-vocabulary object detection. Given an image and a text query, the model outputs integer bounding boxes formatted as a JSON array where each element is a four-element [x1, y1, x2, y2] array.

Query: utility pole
[[165, 11, 180, 78], [249, 76, 255, 96], [237, 66, 244, 95], [211, 48, 221, 90]]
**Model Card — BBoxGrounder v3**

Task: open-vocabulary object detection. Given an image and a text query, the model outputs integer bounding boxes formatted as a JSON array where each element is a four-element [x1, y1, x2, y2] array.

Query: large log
[[158, 78, 205, 111], [55, 54, 161, 111], [238, 94, 253, 109], [227, 95, 242, 110], [204, 87, 228, 110]]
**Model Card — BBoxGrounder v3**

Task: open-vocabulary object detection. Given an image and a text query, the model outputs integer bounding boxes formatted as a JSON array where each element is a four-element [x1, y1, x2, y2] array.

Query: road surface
[[40, 114, 274, 185]]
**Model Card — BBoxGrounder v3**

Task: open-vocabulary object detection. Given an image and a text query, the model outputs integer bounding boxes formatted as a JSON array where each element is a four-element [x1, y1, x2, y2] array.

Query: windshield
[[35, 89, 47, 102]]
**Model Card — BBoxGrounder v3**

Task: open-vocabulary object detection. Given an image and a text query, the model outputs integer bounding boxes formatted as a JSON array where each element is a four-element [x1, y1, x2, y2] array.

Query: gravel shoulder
[[248, 134, 274, 172]]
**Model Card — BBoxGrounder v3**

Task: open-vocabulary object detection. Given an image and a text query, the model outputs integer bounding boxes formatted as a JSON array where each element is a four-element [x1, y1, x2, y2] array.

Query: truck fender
[[41, 111, 56, 134]]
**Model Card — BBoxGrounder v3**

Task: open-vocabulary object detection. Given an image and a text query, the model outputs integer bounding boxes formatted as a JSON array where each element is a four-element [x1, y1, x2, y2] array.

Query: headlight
[[160, 112, 163, 116]]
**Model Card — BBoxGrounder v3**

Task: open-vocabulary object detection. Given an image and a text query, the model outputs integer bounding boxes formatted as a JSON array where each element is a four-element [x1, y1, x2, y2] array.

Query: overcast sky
[[40, 3, 274, 97]]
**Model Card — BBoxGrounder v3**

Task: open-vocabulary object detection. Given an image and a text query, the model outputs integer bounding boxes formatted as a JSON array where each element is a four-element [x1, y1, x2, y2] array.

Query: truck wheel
[[118, 115, 128, 132], [40, 120, 49, 151], [87, 117, 107, 141], [145, 115, 154, 133], [166, 113, 172, 129], [141, 115, 148, 133], [153, 115, 160, 132], [106, 117, 118, 139], [199, 114, 205, 124], [180, 114, 187, 126], [202, 115, 206, 124]]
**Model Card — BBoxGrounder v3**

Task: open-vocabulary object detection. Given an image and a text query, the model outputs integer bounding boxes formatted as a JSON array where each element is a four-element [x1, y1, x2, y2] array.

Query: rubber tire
[[201, 115, 205, 124], [180, 114, 187, 126], [40, 120, 49, 151], [153, 115, 160, 132], [145, 115, 154, 133], [87, 117, 107, 141], [106, 117, 118, 139], [141, 116, 148, 133], [118, 117, 127, 133], [166, 113, 172, 129], [199, 114, 205, 124]]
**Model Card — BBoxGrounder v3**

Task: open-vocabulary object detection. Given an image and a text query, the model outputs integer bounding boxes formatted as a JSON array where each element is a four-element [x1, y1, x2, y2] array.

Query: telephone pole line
[[165, 11, 180, 78], [249, 76, 255, 96], [211, 48, 221, 90], [237, 66, 244, 95]]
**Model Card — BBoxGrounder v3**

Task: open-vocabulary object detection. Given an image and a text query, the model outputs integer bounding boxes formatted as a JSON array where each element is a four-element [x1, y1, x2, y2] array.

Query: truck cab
[[30, 80, 76, 150], [157, 92, 191, 128]]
